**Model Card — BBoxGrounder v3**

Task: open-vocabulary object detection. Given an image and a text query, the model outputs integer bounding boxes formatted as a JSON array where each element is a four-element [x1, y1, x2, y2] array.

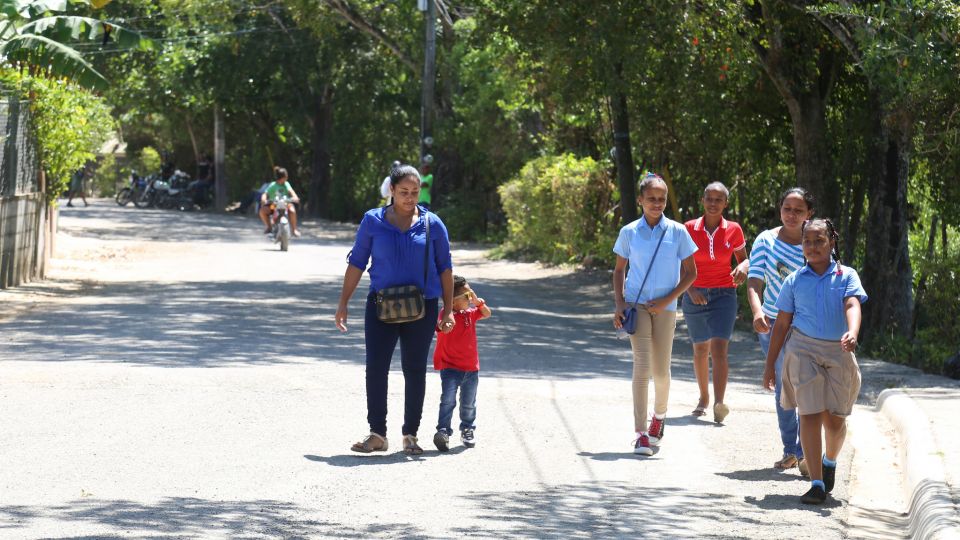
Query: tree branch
[[321, 0, 418, 73]]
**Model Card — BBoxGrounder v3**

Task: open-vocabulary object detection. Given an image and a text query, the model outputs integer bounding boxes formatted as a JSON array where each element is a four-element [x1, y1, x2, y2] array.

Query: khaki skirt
[[780, 329, 861, 417]]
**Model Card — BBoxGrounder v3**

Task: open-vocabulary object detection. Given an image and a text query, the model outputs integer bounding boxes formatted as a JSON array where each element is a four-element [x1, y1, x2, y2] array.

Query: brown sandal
[[774, 454, 799, 469], [351, 432, 388, 453], [402, 435, 423, 455]]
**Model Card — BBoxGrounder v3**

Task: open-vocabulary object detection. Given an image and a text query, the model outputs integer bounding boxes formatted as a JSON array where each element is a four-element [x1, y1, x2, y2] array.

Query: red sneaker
[[648, 415, 665, 445], [633, 433, 653, 456]]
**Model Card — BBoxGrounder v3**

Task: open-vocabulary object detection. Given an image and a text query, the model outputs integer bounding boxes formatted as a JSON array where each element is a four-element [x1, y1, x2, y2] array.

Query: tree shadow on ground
[[453, 481, 845, 538], [0, 497, 428, 539]]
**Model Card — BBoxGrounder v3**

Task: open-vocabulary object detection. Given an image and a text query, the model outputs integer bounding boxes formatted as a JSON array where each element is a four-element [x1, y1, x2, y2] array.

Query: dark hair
[[391, 160, 401, 168], [801, 218, 843, 273], [778, 187, 814, 211], [453, 274, 468, 296], [389, 163, 421, 186], [638, 172, 668, 196], [274, 166, 288, 180]]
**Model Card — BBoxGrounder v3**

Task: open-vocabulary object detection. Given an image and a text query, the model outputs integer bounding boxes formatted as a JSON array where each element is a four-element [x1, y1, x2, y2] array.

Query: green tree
[[1, 0, 149, 89]]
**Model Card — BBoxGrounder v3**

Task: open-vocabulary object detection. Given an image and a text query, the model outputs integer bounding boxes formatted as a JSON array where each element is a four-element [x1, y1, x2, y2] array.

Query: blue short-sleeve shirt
[[347, 206, 453, 299], [614, 215, 698, 311], [775, 262, 868, 340]]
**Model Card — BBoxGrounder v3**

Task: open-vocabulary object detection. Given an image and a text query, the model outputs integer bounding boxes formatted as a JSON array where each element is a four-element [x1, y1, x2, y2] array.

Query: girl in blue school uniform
[[761, 218, 868, 505]]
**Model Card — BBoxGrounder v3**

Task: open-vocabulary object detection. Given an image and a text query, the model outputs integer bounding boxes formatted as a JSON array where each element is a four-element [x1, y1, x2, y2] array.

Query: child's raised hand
[[840, 331, 858, 352]]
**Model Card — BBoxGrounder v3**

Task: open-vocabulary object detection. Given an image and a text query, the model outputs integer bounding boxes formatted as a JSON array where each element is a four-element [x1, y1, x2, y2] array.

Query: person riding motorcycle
[[259, 166, 301, 237]]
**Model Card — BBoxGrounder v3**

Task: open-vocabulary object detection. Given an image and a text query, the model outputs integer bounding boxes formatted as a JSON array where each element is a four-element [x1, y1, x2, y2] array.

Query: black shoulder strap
[[631, 226, 667, 306], [423, 210, 431, 289]]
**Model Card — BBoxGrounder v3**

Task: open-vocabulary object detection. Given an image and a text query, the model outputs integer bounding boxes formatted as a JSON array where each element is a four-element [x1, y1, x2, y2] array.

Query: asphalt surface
[[1, 200, 952, 539]]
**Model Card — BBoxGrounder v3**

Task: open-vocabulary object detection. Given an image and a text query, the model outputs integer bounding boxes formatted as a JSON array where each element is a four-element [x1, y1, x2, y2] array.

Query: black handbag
[[376, 213, 430, 323], [622, 227, 667, 335]]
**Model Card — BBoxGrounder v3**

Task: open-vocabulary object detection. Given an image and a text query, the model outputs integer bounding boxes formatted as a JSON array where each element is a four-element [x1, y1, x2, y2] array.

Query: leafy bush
[[3, 71, 115, 203], [434, 189, 502, 242], [910, 255, 960, 372], [497, 154, 617, 266]]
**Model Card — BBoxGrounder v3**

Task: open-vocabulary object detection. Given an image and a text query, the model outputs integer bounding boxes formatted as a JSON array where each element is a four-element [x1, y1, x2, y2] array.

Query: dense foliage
[[1, 69, 114, 202], [83, 0, 959, 373]]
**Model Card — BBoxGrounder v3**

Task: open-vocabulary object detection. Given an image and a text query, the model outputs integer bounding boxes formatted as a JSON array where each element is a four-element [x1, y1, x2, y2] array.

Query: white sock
[[654, 413, 665, 420]]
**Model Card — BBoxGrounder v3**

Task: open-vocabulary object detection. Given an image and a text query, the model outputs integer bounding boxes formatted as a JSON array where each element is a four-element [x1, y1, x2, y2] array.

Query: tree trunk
[[861, 102, 914, 343], [611, 62, 637, 226], [185, 115, 200, 171], [213, 105, 227, 211], [785, 92, 838, 220], [308, 85, 334, 218], [844, 173, 867, 263]]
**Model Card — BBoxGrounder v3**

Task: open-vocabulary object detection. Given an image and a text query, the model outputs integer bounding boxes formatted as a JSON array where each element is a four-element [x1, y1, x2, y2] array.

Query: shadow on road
[[0, 497, 425, 538], [453, 482, 845, 537]]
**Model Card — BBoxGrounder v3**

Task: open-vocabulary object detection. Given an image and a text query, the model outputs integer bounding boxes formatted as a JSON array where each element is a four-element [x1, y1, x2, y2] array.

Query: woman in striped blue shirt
[[746, 187, 814, 473]]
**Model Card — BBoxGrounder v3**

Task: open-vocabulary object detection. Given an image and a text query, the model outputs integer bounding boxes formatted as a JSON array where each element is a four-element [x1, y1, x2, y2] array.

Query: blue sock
[[822, 456, 837, 467], [811, 480, 825, 490]]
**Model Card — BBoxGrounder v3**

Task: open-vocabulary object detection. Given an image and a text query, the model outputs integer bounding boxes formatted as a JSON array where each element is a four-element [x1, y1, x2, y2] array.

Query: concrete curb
[[877, 389, 960, 540]]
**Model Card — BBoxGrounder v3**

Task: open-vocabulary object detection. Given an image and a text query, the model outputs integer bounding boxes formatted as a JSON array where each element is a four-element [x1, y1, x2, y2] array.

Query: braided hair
[[801, 218, 843, 275]]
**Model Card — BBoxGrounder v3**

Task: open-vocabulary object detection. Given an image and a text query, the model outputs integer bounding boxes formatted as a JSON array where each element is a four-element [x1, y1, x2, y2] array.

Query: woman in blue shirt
[[612, 173, 698, 457], [335, 164, 455, 455]]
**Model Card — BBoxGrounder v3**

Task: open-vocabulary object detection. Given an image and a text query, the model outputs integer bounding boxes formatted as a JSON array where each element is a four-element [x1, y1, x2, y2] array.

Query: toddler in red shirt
[[433, 275, 492, 451]]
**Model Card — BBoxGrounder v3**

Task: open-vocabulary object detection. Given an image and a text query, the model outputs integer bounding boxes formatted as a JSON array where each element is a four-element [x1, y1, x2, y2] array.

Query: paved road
[[0, 201, 907, 538]]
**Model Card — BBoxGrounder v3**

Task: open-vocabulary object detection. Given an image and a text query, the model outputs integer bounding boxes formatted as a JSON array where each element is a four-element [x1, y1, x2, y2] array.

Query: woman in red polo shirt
[[682, 182, 748, 423]]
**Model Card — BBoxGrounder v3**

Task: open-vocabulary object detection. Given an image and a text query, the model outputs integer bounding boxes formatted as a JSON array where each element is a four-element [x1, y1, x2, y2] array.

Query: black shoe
[[433, 430, 449, 452], [801, 485, 827, 505], [461, 428, 475, 448], [823, 463, 837, 493]]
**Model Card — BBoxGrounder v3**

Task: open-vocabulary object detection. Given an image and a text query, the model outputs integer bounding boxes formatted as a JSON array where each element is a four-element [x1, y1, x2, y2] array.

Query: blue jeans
[[364, 294, 439, 438], [436, 369, 478, 435], [758, 325, 803, 458]]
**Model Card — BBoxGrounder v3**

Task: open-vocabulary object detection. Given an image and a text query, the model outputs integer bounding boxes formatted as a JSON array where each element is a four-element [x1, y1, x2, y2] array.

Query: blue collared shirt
[[775, 262, 868, 340], [614, 215, 698, 311], [347, 206, 453, 299]]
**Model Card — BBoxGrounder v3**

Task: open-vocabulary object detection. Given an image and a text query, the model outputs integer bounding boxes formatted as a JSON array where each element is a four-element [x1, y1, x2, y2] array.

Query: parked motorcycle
[[133, 170, 192, 211], [115, 171, 147, 206], [132, 173, 161, 208], [267, 197, 293, 251]]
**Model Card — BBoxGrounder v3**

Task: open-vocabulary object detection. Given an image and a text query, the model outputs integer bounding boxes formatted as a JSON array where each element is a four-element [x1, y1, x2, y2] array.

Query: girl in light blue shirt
[[762, 218, 867, 505], [612, 173, 698, 456]]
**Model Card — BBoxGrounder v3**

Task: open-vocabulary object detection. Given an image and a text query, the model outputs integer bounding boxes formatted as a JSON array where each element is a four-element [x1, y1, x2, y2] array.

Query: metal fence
[[0, 93, 46, 288], [0, 96, 39, 196]]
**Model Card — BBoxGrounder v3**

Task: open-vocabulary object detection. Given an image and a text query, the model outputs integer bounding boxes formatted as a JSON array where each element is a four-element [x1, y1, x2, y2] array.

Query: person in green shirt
[[418, 164, 433, 210], [259, 166, 301, 236]]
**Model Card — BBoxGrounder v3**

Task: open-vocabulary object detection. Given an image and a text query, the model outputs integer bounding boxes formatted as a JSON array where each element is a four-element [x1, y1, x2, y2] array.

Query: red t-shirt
[[433, 307, 484, 372], [685, 217, 746, 288]]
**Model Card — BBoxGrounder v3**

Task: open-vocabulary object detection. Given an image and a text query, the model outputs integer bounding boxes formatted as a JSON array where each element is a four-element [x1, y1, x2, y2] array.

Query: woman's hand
[[439, 312, 456, 334], [840, 331, 858, 352], [753, 312, 771, 334], [731, 260, 749, 286], [335, 304, 349, 332], [762, 365, 776, 391], [613, 301, 627, 329], [646, 297, 671, 315], [687, 288, 708, 305]]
